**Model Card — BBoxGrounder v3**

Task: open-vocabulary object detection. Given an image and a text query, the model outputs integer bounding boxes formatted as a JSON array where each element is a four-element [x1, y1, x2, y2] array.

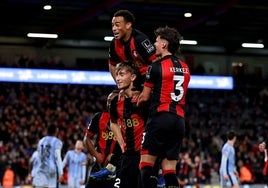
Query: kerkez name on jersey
[[170, 67, 189, 73]]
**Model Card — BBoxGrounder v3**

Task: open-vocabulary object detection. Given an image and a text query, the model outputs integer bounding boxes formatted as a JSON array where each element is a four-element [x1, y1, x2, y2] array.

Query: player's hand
[[234, 171, 239, 177], [95, 152, 103, 165], [79, 179, 85, 185], [103, 154, 112, 167], [58, 175, 64, 183], [120, 142, 126, 153], [259, 142, 266, 152], [26, 173, 32, 183], [223, 174, 229, 181]]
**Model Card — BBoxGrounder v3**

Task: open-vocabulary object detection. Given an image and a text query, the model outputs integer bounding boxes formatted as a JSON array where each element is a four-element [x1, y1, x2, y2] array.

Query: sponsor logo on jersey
[[141, 39, 155, 53]]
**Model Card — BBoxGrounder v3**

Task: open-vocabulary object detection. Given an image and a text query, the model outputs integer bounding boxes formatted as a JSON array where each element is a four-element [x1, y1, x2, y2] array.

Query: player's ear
[[162, 41, 167, 49], [131, 73, 137, 81], [126, 22, 132, 30]]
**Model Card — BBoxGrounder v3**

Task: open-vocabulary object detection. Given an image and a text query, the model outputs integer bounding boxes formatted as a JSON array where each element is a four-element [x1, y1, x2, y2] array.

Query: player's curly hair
[[154, 26, 182, 54]]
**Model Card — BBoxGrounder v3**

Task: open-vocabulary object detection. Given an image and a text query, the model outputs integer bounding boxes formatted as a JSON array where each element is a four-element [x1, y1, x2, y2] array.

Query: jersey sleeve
[[221, 146, 230, 175], [134, 30, 156, 63], [86, 112, 102, 137], [55, 139, 63, 150], [62, 151, 70, 168], [81, 153, 87, 180], [55, 148, 63, 175], [109, 96, 118, 123], [144, 64, 157, 88], [108, 40, 121, 65]]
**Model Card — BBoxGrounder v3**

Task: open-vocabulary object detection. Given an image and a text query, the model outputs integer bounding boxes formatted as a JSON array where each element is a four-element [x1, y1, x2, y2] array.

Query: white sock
[[106, 163, 116, 172]]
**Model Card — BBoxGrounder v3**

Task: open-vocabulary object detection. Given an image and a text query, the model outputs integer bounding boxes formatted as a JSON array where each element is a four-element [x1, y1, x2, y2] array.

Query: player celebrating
[[84, 91, 120, 187], [110, 61, 146, 188], [109, 9, 156, 83], [137, 26, 190, 188]]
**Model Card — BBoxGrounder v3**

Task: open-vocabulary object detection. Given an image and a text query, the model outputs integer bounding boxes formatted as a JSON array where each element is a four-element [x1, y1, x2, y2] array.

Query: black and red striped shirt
[[144, 55, 190, 117], [109, 29, 156, 76], [110, 94, 145, 152], [86, 112, 116, 163]]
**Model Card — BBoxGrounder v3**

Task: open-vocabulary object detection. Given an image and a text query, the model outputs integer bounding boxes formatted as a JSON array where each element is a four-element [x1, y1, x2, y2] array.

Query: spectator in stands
[[1, 79, 268, 184], [2, 162, 15, 188], [259, 141, 267, 152], [238, 159, 254, 184]]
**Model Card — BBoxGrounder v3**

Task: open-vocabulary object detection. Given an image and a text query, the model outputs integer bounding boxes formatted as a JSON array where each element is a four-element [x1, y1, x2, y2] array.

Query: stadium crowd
[[0, 55, 268, 186], [0, 82, 267, 186]]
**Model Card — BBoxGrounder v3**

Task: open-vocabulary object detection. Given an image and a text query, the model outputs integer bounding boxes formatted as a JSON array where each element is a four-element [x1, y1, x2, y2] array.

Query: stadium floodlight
[[242, 43, 264, 48], [27, 33, 58, 39], [180, 40, 197, 45], [104, 36, 114, 41]]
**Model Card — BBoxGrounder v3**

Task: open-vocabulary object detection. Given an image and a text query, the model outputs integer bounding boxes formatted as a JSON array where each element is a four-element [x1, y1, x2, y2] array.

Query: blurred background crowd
[[0, 59, 268, 186]]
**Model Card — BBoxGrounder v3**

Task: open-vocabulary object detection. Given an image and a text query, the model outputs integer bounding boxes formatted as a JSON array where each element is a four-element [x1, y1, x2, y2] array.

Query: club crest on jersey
[[141, 39, 155, 53], [133, 50, 138, 57], [146, 65, 152, 80]]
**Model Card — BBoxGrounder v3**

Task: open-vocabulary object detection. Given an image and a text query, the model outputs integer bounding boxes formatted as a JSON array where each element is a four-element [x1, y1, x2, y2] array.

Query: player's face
[[75, 140, 84, 152], [115, 68, 135, 90], [154, 36, 167, 57], [111, 16, 132, 41]]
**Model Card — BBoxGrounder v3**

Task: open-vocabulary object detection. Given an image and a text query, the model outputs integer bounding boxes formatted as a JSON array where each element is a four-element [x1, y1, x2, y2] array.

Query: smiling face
[[116, 67, 135, 90], [111, 16, 132, 41]]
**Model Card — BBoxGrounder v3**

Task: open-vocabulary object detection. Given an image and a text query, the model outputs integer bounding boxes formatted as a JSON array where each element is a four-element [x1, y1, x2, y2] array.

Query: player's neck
[[160, 51, 172, 58], [123, 87, 134, 98], [122, 29, 132, 42], [227, 140, 234, 146]]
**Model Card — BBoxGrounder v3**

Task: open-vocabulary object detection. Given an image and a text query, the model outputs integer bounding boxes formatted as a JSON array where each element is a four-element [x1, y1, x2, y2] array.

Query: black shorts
[[86, 176, 115, 188], [118, 152, 140, 188], [142, 112, 185, 160]]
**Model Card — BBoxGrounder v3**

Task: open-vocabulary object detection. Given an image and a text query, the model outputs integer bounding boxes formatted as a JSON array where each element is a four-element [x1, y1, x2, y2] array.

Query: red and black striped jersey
[[85, 112, 116, 162], [109, 29, 156, 76], [144, 55, 190, 117], [110, 94, 145, 152]]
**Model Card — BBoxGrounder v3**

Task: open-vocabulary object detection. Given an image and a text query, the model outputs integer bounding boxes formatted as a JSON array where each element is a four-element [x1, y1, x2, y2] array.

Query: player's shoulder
[[38, 136, 47, 143], [133, 29, 149, 38], [95, 111, 103, 116], [109, 38, 116, 48], [67, 149, 74, 154], [133, 29, 153, 44], [55, 137, 63, 145], [82, 151, 87, 157], [92, 111, 103, 120], [110, 93, 119, 104]]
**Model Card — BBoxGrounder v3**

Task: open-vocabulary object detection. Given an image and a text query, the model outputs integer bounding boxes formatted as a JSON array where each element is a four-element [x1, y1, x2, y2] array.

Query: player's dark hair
[[154, 26, 181, 54], [47, 124, 57, 135], [227, 130, 236, 140], [114, 9, 135, 24]]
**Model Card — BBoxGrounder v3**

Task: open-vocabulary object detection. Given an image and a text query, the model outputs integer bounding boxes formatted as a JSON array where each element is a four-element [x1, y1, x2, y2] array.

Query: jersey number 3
[[170, 75, 184, 102]]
